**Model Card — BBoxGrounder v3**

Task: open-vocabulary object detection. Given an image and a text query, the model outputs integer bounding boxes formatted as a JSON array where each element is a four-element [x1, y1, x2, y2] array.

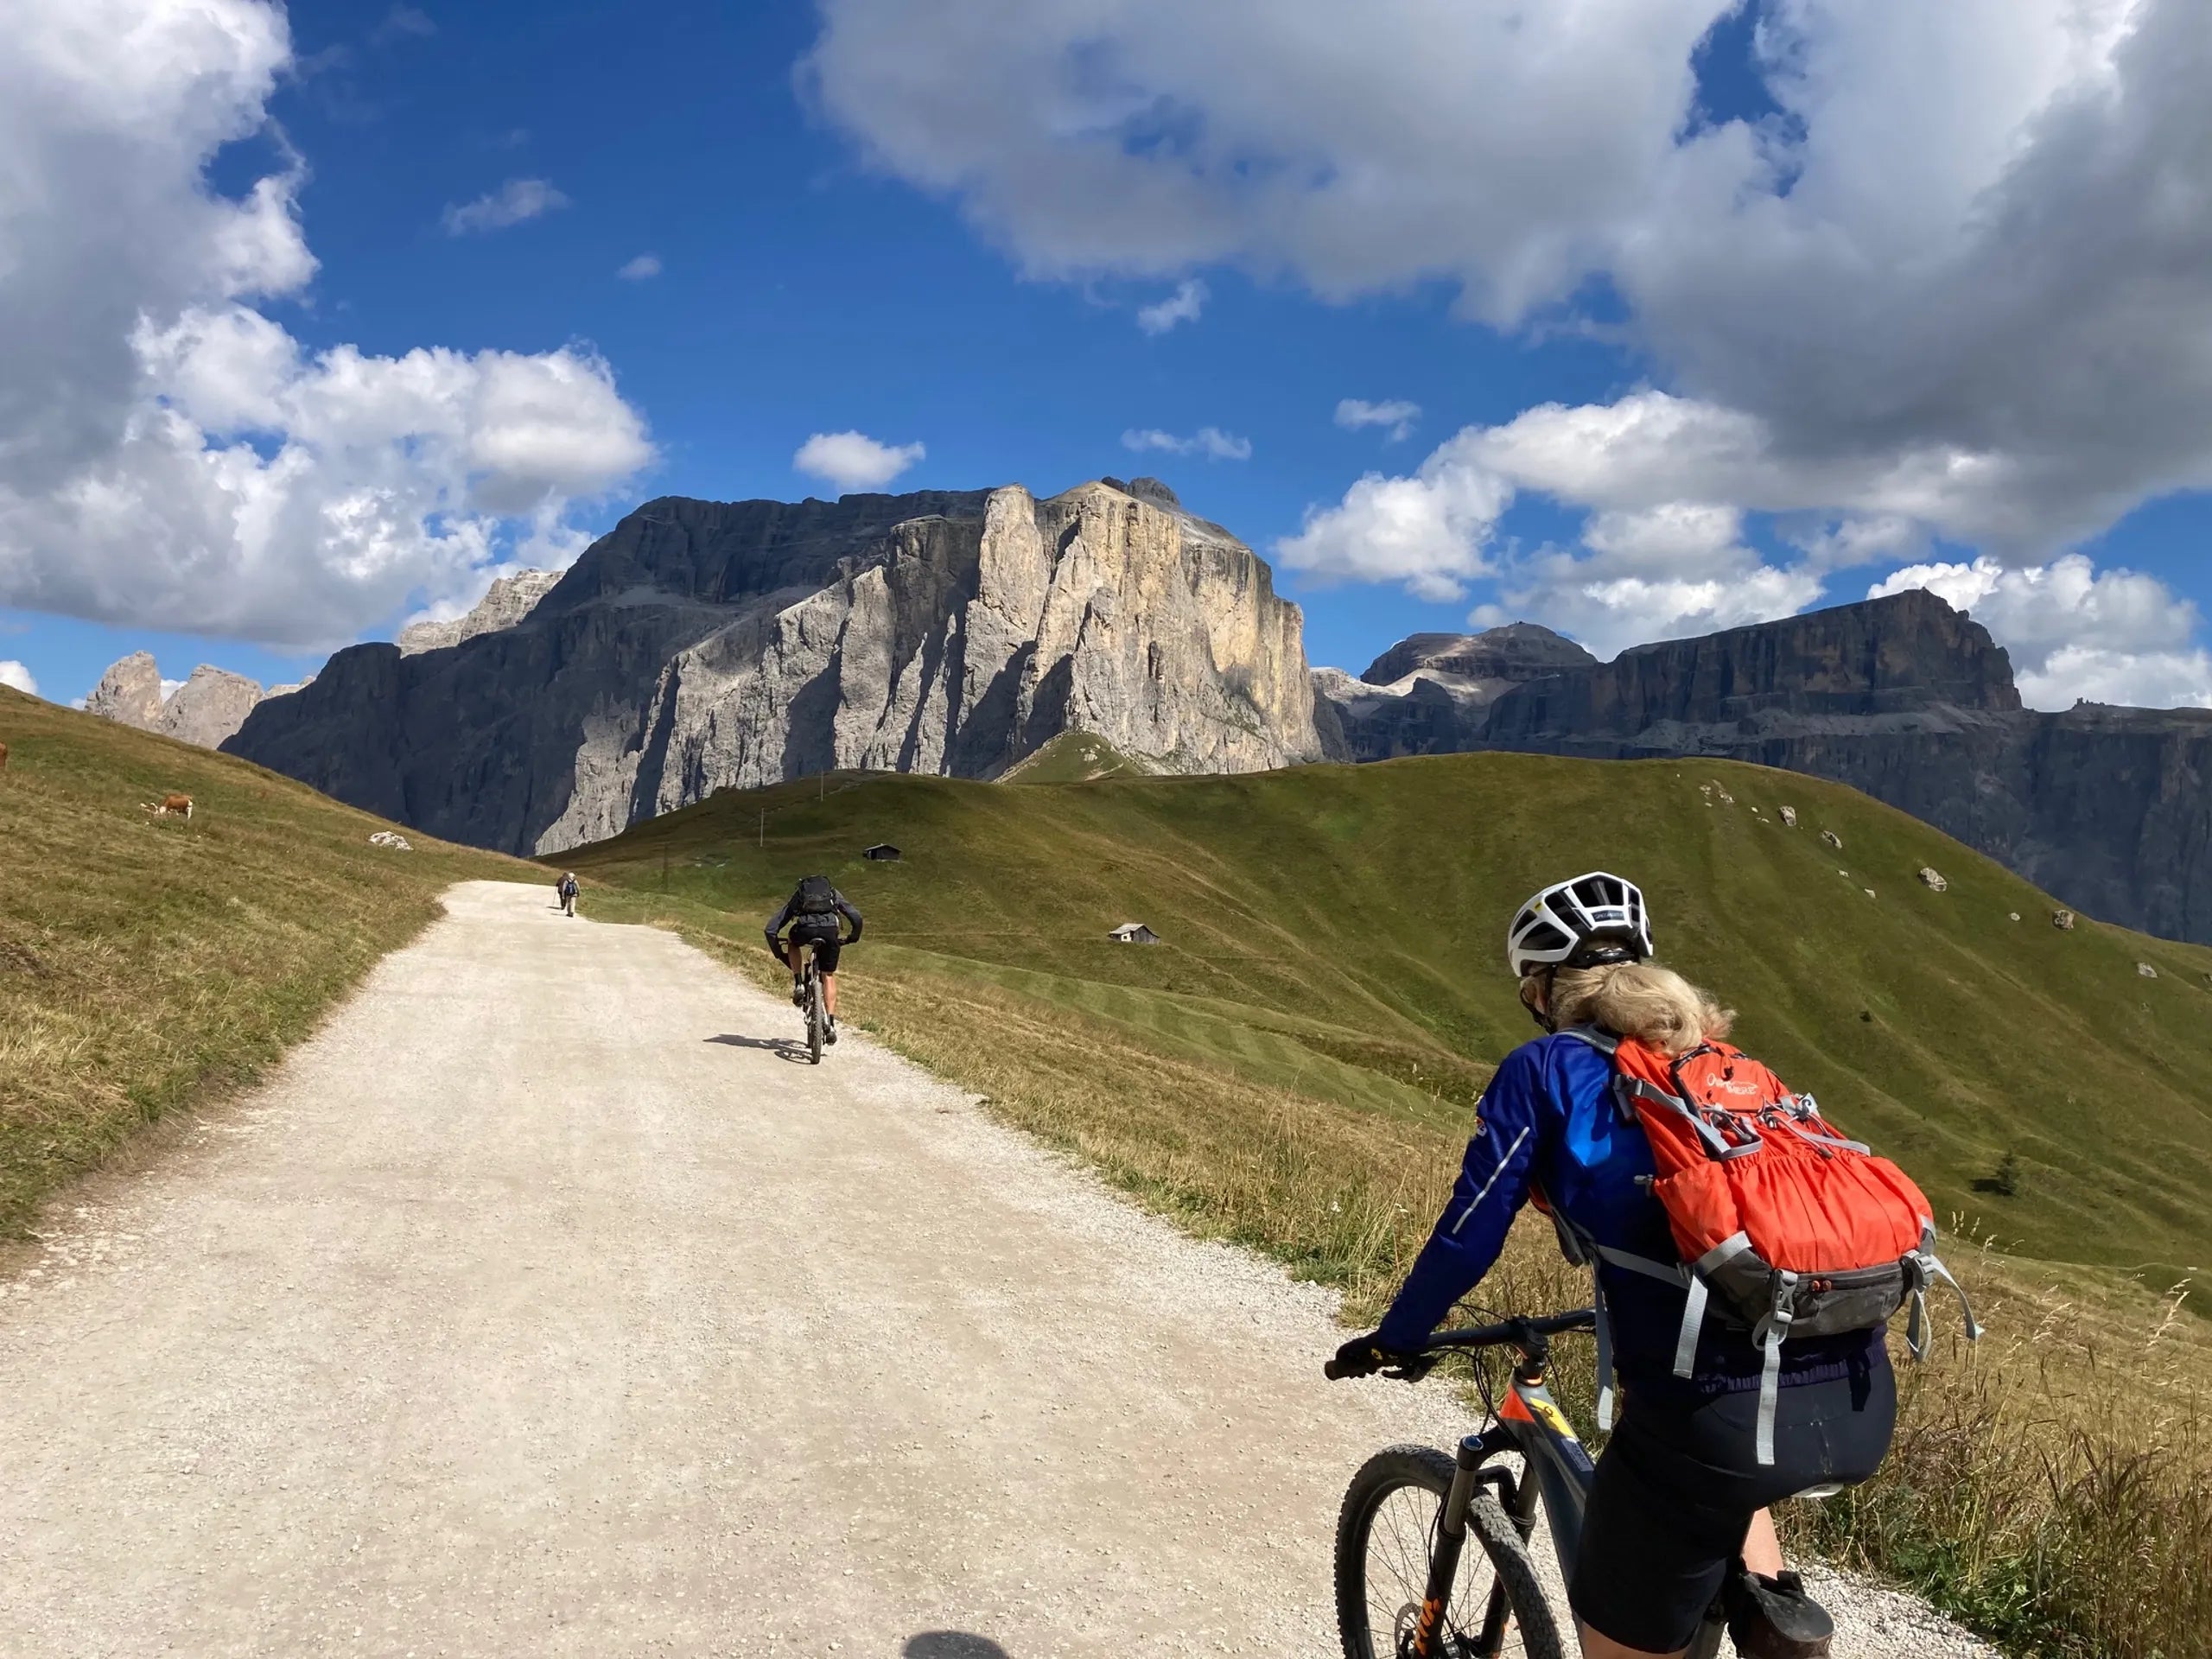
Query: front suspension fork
[[1409, 1432, 1522, 1658]]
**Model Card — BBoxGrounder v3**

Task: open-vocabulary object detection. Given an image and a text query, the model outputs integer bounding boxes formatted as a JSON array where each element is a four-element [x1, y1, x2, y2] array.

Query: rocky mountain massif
[[395, 569, 562, 655], [1313, 623, 1599, 761], [84, 654, 310, 750], [79, 571, 555, 751], [1316, 591, 2212, 944], [226, 478, 1330, 855]]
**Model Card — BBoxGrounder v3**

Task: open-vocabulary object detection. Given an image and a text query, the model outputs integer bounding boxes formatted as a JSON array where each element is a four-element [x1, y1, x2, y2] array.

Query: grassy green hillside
[[1000, 729, 1157, 783], [0, 687, 523, 1237], [573, 749, 2212, 1656], [569, 749, 2212, 1279]]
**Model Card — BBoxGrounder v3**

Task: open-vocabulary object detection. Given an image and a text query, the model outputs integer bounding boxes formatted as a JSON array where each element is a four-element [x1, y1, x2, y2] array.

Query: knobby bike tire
[[1334, 1443, 1564, 1659], [807, 974, 825, 1065]]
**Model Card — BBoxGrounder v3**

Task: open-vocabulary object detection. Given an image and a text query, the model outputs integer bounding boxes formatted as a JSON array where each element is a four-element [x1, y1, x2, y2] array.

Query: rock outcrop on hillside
[[1331, 591, 2212, 944], [226, 479, 1332, 855], [85, 652, 167, 728], [85, 653, 295, 750], [157, 666, 268, 748], [397, 569, 562, 655]]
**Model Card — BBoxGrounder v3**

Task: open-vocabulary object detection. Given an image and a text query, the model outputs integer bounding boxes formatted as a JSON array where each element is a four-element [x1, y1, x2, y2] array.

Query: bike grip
[[1323, 1357, 1348, 1381]]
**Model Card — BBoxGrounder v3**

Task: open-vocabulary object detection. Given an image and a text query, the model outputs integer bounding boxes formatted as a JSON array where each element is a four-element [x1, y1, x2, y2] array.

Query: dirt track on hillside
[[0, 881, 1991, 1656]]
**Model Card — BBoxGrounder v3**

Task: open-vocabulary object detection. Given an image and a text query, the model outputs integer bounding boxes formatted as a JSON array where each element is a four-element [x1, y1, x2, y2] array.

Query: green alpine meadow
[[574, 739, 2212, 1659]]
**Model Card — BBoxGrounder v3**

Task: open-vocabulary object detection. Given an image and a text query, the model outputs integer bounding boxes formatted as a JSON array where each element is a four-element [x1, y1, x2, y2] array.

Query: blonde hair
[[1522, 962, 1734, 1058]]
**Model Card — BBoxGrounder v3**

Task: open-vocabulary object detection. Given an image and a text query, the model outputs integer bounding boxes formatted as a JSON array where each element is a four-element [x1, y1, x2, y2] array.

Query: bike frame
[[1402, 1313, 1730, 1659]]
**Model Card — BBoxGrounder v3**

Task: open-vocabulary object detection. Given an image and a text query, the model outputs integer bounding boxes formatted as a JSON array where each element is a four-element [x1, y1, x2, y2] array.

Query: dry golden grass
[[0, 689, 522, 1237]]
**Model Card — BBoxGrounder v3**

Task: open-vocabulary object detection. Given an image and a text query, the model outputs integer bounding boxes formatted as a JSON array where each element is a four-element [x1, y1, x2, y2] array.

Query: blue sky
[[3, 0, 2208, 709]]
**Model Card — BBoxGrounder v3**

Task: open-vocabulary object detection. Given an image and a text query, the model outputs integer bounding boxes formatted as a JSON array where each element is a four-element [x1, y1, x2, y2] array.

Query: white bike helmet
[[1506, 871, 1653, 978]]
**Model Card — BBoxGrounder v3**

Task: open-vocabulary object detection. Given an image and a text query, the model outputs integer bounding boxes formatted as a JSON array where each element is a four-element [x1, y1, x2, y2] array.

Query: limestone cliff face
[[226, 479, 1330, 855], [1362, 625, 1597, 691], [1315, 623, 1595, 761], [397, 569, 562, 655], [157, 666, 267, 748], [85, 653, 276, 749], [1357, 591, 2212, 944], [86, 652, 167, 729], [1478, 589, 2023, 744]]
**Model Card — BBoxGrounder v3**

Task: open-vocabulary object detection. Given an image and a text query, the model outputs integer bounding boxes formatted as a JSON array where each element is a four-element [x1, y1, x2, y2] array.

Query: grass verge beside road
[[577, 748, 2212, 1658], [0, 688, 522, 1240]]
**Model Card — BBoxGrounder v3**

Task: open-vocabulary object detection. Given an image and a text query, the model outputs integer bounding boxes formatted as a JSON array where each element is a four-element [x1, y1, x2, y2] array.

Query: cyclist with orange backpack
[[1332, 873, 1973, 1659]]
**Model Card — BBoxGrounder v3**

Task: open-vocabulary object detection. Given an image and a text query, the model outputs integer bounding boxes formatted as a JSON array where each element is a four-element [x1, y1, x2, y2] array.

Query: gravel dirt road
[[0, 882, 1994, 1657]]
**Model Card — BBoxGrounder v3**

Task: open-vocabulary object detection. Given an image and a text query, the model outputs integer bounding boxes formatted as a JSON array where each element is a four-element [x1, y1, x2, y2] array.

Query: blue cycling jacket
[[1374, 1032, 1878, 1396]]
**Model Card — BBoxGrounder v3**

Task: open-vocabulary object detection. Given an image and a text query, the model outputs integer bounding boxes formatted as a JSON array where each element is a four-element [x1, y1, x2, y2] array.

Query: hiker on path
[[557, 873, 579, 917]]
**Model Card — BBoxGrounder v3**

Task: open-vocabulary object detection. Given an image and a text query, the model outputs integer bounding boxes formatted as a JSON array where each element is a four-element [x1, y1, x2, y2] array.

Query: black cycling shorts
[[785, 919, 842, 976], [1569, 1352, 1896, 1653]]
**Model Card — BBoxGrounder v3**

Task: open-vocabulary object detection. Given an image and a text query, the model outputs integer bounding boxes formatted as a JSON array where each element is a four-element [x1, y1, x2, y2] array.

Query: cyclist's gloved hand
[[1328, 1332, 1437, 1382], [1328, 1333, 1395, 1380]]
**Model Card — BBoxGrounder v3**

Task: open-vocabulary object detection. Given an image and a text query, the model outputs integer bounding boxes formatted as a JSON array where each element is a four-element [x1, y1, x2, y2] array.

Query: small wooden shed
[[1108, 922, 1160, 944], [863, 843, 902, 861]]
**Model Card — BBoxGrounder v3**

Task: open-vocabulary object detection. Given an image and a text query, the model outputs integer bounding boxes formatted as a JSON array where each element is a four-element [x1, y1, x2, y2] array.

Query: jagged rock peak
[[1362, 624, 1597, 688], [1096, 474, 1179, 506], [86, 652, 166, 728], [159, 665, 264, 749], [85, 652, 270, 749], [397, 568, 563, 655]]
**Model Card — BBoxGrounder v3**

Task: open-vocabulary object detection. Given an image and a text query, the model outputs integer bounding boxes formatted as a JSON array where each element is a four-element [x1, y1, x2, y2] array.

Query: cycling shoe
[[1726, 1570, 1834, 1658], [825, 1022, 839, 1045]]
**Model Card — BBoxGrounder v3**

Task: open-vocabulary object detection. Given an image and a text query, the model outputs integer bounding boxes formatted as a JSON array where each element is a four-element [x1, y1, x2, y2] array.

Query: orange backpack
[[1556, 1027, 1978, 1461]]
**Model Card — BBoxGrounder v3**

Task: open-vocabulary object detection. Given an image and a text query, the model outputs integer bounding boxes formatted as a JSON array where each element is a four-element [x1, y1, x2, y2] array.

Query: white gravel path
[[0, 881, 1996, 1657]]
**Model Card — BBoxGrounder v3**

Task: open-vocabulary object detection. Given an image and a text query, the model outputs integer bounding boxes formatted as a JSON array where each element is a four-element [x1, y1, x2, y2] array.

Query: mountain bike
[[789, 933, 854, 1064], [1326, 1309, 1837, 1659]]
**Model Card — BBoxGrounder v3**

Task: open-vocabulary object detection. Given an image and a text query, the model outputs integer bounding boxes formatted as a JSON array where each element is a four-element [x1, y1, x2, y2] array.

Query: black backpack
[[793, 875, 838, 916]]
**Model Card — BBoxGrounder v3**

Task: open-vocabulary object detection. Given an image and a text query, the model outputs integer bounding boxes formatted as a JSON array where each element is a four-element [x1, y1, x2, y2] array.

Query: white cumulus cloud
[[0, 0, 653, 649], [1120, 426, 1250, 461], [793, 429, 926, 492], [808, 0, 2212, 660], [616, 252, 663, 281], [1335, 398, 1421, 442], [1135, 278, 1207, 334], [442, 177, 569, 236], [0, 660, 36, 696]]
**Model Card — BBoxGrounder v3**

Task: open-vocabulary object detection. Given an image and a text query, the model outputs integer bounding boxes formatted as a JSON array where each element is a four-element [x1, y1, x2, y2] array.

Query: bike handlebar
[[1325, 1308, 1596, 1381], [1424, 1307, 1596, 1353]]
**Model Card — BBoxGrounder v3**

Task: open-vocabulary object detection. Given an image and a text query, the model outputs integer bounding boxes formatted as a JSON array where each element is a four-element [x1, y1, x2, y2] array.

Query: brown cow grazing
[[143, 792, 194, 820], [0, 741, 9, 772]]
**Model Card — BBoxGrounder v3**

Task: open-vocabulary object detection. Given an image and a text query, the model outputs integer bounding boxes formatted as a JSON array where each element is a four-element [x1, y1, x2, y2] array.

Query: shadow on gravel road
[[903, 1636, 1011, 1659], [703, 1033, 814, 1063]]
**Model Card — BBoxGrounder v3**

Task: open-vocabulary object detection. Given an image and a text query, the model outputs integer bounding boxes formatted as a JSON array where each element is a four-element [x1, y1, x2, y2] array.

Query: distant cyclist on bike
[[1332, 873, 1888, 1659], [764, 875, 861, 1043]]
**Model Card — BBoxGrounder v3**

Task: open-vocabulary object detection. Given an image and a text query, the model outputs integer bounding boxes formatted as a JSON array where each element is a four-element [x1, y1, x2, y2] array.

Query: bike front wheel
[[1335, 1444, 1564, 1659], [806, 974, 825, 1065]]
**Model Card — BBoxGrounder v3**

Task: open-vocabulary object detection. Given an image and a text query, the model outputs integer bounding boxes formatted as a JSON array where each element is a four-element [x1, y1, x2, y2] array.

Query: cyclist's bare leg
[[1743, 1508, 1784, 1576], [1576, 1624, 1688, 1659], [1572, 1510, 1779, 1658], [785, 939, 805, 985], [821, 971, 837, 1019]]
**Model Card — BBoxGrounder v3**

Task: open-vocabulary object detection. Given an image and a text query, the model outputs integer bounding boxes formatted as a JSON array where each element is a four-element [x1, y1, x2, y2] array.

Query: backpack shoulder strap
[[1554, 1024, 1618, 1056]]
